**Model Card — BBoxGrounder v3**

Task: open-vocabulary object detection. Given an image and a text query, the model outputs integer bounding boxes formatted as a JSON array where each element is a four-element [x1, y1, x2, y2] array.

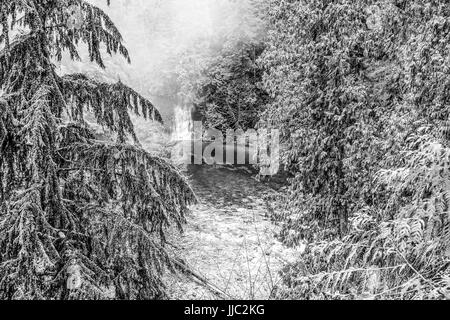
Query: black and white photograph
[[0, 0, 449, 309]]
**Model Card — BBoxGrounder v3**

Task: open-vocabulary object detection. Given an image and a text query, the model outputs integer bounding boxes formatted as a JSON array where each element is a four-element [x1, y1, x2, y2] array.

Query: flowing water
[[171, 104, 194, 143], [165, 105, 298, 300]]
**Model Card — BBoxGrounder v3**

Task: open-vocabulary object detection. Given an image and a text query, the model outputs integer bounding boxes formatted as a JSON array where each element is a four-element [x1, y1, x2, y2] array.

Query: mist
[[62, 0, 262, 111], [57, 0, 263, 154]]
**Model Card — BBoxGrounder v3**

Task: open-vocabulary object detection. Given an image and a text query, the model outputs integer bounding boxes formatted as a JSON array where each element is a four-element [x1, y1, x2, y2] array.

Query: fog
[[58, 0, 263, 153], [62, 0, 262, 108]]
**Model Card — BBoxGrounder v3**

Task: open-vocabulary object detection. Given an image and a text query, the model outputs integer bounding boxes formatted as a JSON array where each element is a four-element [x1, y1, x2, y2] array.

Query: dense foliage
[[0, 0, 195, 300], [190, 40, 268, 132], [3, 0, 450, 301], [259, 0, 450, 299], [156, 0, 269, 132]]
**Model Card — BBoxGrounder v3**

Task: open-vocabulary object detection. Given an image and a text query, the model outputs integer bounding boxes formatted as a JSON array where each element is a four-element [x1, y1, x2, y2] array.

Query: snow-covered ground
[[166, 165, 299, 300]]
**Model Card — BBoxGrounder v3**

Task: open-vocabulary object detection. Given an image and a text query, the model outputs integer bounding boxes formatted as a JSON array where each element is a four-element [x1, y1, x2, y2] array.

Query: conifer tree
[[0, 0, 195, 300]]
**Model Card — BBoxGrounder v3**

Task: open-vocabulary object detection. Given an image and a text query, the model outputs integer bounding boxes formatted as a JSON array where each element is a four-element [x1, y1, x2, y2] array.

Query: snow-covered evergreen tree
[[0, 0, 195, 300]]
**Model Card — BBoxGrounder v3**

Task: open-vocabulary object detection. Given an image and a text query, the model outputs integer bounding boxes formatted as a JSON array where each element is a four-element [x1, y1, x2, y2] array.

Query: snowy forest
[[1, 0, 450, 301]]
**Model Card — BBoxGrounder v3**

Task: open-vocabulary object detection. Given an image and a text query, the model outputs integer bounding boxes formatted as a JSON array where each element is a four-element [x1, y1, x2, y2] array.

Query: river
[[159, 105, 297, 299]]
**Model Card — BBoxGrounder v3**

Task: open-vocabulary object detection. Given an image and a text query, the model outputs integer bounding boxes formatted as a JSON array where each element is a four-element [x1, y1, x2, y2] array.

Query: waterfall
[[172, 104, 193, 142], [171, 104, 194, 164]]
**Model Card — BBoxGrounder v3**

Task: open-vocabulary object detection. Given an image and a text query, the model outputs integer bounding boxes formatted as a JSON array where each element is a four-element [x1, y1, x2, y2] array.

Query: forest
[[1, 0, 450, 301]]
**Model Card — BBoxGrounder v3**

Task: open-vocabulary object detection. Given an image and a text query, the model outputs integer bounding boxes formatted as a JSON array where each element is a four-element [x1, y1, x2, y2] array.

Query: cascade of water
[[171, 104, 195, 164], [171, 104, 194, 142]]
